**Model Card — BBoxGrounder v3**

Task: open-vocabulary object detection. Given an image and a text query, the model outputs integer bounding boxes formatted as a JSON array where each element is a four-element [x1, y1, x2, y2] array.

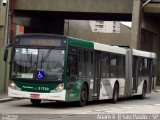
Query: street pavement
[[0, 87, 160, 120]]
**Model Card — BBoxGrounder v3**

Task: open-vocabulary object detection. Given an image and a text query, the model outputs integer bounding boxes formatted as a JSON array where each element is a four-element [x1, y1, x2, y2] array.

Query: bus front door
[[93, 52, 101, 99]]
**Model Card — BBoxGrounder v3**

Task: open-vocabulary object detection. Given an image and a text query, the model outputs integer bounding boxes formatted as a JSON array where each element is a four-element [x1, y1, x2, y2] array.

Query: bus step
[[92, 94, 99, 99]]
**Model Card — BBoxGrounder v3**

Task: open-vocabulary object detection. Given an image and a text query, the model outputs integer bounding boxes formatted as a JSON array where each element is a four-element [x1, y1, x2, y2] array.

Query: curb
[[155, 89, 160, 92], [0, 98, 20, 103]]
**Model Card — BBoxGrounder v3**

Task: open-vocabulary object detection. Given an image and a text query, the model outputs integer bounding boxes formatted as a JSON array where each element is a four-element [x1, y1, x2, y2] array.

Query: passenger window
[[68, 47, 78, 77], [101, 53, 110, 78], [85, 51, 93, 77], [78, 50, 85, 76], [110, 55, 117, 78], [117, 56, 125, 78], [78, 49, 93, 77]]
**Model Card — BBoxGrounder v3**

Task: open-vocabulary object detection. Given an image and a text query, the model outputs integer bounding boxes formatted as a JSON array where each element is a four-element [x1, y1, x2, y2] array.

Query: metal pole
[[4, 0, 10, 46], [3, 0, 10, 92]]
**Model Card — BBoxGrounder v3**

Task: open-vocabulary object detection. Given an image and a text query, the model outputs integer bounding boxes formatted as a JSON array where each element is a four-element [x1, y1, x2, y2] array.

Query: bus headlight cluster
[[8, 81, 21, 90], [51, 83, 64, 93]]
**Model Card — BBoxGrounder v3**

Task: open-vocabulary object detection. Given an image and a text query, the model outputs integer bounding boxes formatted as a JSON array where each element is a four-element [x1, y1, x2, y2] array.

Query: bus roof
[[15, 33, 66, 38], [13, 34, 156, 58], [94, 42, 127, 55], [132, 49, 156, 58]]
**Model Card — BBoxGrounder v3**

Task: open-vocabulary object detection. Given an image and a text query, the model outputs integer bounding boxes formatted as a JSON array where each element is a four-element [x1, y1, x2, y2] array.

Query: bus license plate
[[30, 94, 40, 99]]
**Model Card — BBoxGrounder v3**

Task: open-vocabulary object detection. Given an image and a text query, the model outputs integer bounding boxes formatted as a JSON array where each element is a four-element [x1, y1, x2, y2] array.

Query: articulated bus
[[4, 34, 156, 106]]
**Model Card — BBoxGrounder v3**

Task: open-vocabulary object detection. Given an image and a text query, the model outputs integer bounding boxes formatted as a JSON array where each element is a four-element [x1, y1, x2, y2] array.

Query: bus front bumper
[[8, 88, 66, 101]]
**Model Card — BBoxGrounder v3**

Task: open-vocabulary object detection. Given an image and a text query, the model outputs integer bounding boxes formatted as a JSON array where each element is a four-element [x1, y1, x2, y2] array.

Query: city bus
[[4, 33, 156, 107]]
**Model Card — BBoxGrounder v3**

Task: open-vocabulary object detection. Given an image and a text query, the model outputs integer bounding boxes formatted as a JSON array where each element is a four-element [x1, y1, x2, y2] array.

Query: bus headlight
[[51, 83, 64, 93], [8, 81, 16, 89], [8, 81, 21, 90]]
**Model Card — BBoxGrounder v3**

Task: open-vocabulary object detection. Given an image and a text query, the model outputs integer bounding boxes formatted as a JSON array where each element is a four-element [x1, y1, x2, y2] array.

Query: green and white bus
[[4, 34, 156, 106]]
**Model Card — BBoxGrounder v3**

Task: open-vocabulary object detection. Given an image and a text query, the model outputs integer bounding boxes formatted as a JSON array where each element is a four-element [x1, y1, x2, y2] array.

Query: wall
[[15, 0, 133, 14], [64, 20, 131, 47], [64, 20, 94, 41], [141, 14, 160, 85]]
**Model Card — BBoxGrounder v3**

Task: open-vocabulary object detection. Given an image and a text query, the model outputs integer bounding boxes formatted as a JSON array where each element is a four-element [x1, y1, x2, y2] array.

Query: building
[[64, 20, 130, 47], [90, 21, 120, 33]]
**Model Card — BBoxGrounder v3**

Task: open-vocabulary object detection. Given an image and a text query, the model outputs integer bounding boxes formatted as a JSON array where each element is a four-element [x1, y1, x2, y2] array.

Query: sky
[[121, 22, 132, 27]]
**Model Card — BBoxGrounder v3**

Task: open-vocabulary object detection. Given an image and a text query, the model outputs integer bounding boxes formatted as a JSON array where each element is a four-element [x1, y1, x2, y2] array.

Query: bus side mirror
[[3, 48, 8, 62]]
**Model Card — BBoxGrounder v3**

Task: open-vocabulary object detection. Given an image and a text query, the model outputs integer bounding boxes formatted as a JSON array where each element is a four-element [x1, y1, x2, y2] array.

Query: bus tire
[[112, 83, 119, 103], [78, 85, 88, 107], [30, 99, 42, 105], [140, 83, 147, 99]]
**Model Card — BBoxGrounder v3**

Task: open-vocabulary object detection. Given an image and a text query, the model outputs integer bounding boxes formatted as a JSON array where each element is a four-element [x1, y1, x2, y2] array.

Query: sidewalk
[[0, 86, 160, 103], [155, 85, 160, 92], [0, 92, 18, 103]]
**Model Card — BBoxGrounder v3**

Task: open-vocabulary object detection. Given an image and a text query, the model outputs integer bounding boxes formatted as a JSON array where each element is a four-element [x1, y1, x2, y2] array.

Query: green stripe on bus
[[67, 37, 94, 49]]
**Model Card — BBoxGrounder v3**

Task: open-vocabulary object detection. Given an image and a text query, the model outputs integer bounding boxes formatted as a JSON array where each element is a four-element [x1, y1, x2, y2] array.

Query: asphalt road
[[0, 91, 160, 120]]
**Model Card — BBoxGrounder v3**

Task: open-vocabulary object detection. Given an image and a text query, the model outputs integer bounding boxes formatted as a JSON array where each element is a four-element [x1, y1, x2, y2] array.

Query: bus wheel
[[30, 99, 42, 105], [79, 85, 88, 107], [112, 83, 119, 103], [140, 83, 147, 99]]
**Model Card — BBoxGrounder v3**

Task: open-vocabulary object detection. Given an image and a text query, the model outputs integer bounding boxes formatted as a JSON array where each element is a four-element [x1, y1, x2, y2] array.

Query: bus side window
[[139, 58, 148, 77], [69, 55, 77, 75], [152, 59, 156, 77], [110, 55, 117, 78], [117, 55, 125, 78], [85, 51, 93, 77], [68, 48, 78, 81], [101, 53, 110, 78], [78, 49, 85, 76]]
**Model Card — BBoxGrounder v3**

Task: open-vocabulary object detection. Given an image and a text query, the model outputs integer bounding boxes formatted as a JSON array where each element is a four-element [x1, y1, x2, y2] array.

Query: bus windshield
[[12, 48, 65, 81]]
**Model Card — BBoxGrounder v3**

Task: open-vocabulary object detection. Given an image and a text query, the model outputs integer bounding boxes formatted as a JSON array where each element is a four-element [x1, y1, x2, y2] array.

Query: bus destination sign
[[15, 37, 66, 47], [30, 39, 55, 46]]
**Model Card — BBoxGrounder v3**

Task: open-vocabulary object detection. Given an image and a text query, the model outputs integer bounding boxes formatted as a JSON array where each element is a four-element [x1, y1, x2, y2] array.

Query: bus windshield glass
[[12, 48, 65, 81]]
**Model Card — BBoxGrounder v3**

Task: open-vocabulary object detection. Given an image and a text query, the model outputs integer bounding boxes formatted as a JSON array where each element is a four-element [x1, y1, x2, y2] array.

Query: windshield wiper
[[41, 47, 54, 63]]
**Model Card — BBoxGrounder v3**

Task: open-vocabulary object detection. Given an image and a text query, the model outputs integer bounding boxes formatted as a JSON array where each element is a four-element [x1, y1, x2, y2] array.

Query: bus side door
[[93, 51, 101, 98]]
